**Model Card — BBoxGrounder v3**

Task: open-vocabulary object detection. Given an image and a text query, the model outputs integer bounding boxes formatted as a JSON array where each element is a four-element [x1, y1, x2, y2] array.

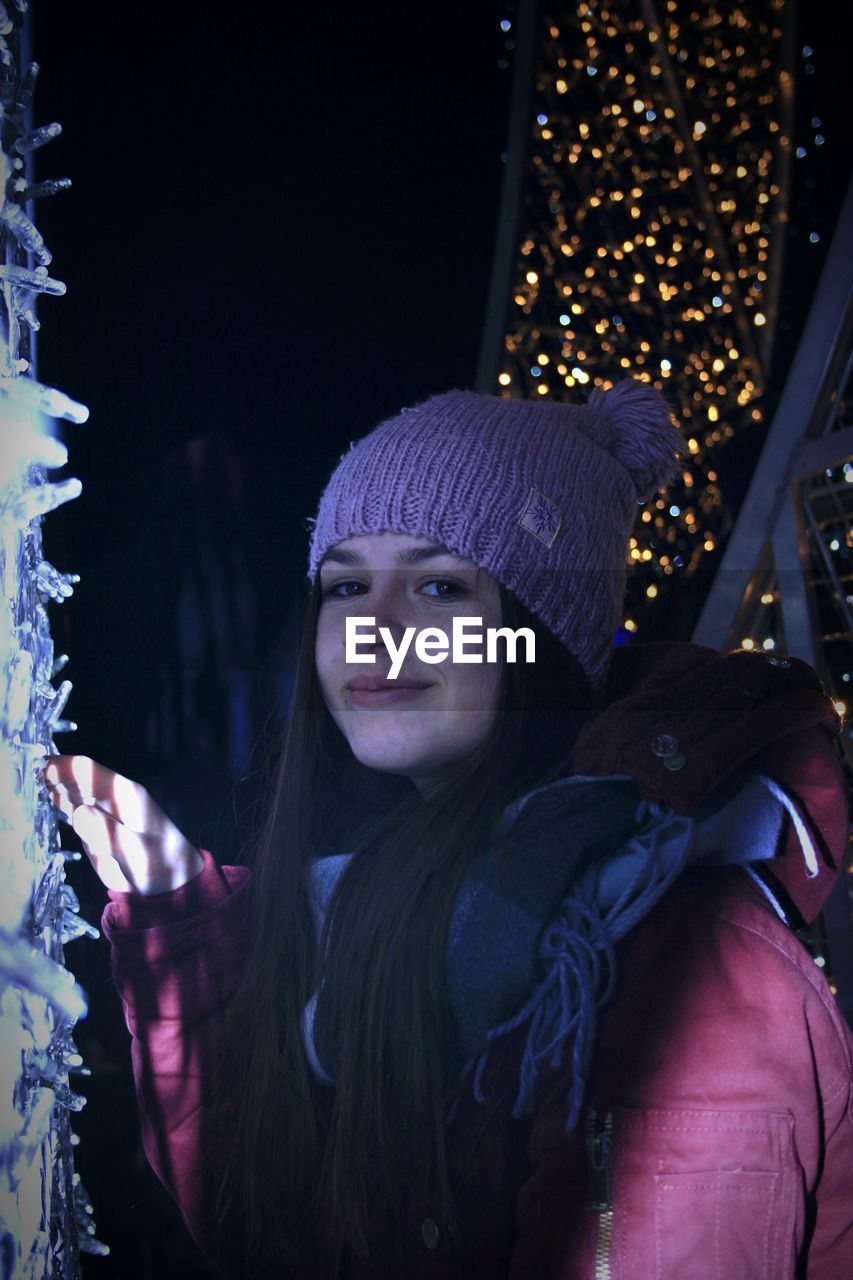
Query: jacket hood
[[571, 640, 847, 924]]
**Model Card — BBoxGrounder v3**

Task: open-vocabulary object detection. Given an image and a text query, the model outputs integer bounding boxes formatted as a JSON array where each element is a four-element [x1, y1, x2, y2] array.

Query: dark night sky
[[34, 1, 511, 542]]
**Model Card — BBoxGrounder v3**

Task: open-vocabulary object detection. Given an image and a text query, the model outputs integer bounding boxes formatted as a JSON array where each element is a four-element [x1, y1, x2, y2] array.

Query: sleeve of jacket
[[807, 1065, 853, 1278], [100, 848, 251, 1250]]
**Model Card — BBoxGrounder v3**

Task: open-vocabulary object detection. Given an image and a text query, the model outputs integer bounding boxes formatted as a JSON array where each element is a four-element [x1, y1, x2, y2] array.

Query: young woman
[[43, 381, 852, 1278]]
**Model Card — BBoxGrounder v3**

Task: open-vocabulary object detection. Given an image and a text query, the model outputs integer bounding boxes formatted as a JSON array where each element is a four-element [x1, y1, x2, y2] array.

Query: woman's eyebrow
[[320, 543, 470, 567]]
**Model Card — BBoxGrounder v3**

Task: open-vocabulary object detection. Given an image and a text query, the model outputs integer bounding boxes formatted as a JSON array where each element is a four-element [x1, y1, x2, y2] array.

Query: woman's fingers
[[42, 754, 170, 836], [42, 753, 205, 894], [70, 805, 143, 893], [43, 754, 123, 825], [71, 803, 203, 895], [43, 754, 104, 797], [47, 781, 89, 821]]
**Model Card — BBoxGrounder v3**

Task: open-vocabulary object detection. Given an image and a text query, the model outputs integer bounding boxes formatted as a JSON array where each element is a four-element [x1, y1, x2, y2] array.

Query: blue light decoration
[[1, 3, 106, 1274]]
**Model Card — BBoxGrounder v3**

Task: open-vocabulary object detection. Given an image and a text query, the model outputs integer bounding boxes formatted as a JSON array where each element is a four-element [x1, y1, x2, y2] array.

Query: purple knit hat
[[306, 380, 683, 693]]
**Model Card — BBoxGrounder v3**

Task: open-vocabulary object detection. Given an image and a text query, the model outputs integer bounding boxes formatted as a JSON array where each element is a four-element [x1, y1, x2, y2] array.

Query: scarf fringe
[[471, 801, 691, 1132]]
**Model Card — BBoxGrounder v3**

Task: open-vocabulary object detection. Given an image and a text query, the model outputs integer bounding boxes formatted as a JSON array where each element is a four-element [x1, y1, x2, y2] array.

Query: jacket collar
[[571, 640, 845, 924], [573, 641, 839, 814]]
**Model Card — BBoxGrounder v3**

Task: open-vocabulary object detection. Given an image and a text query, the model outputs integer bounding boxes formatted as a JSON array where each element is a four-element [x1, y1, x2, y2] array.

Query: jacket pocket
[[601, 1106, 799, 1280], [654, 1167, 779, 1279]]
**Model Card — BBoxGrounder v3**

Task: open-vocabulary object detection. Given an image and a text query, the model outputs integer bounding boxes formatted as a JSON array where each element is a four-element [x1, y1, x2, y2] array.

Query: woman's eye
[[321, 580, 364, 600], [421, 578, 468, 601], [320, 577, 468, 602]]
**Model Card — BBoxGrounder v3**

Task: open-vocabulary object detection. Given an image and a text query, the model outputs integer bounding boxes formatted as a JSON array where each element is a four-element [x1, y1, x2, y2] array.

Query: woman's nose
[[356, 575, 412, 646]]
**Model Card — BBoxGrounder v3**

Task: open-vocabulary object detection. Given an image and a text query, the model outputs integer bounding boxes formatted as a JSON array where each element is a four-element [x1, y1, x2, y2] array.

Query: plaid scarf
[[304, 770, 791, 1130]]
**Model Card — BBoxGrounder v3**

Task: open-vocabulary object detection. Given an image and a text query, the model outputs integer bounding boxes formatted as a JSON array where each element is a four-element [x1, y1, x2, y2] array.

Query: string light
[[496, 1, 791, 634], [0, 11, 106, 1266]]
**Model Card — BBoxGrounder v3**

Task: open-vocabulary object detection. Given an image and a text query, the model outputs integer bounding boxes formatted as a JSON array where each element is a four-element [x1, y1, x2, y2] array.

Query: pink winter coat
[[102, 643, 853, 1278]]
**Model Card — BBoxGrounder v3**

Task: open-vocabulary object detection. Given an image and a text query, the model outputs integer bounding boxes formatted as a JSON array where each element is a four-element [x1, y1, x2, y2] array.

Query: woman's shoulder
[[660, 867, 841, 997], [593, 866, 853, 1110]]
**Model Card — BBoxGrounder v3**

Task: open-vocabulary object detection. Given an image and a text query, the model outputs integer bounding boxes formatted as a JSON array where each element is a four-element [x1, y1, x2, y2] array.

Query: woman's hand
[[41, 754, 205, 895]]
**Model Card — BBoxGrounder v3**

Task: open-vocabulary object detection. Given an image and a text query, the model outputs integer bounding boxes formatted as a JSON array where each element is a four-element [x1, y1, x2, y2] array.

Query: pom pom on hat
[[587, 379, 683, 503]]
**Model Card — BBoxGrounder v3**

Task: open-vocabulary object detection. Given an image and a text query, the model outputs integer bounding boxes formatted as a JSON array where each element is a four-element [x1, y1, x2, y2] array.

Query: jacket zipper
[[587, 1109, 615, 1280]]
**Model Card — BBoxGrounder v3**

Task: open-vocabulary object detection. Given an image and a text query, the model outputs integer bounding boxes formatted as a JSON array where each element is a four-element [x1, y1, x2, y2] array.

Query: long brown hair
[[212, 572, 605, 1273]]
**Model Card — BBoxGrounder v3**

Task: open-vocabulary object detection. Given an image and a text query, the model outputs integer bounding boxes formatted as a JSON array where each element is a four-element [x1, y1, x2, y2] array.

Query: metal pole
[[692, 175, 853, 651], [474, 0, 540, 395]]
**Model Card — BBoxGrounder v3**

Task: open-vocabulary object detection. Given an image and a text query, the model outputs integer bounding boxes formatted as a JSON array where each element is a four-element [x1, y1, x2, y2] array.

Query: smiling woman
[[42, 383, 853, 1279], [316, 532, 506, 793]]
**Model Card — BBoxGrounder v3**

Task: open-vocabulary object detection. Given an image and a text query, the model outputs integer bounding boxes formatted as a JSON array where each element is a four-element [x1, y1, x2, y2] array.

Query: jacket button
[[663, 752, 687, 771], [651, 733, 680, 758], [421, 1218, 440, 1250], [765, 654, 791, 668]]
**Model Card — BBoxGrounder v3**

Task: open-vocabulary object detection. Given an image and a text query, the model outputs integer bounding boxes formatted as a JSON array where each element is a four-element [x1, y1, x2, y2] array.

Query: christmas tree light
[[492, 0, 794, 636]]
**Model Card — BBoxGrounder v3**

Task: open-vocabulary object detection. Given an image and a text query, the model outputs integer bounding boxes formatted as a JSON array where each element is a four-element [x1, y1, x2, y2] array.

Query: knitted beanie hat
[[305, 380, 683, 694]]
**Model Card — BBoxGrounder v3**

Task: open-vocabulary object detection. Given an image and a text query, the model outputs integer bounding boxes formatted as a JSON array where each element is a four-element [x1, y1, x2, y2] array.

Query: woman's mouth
[[343, 680, 432, 711]]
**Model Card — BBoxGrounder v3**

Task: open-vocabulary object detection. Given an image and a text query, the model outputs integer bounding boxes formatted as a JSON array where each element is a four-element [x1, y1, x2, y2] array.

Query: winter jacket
[[102, 642, 853, 1278]]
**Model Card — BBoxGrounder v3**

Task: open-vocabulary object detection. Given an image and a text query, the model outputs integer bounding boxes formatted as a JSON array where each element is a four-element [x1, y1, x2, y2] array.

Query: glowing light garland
[[495, 0, 797, 637], [0, 3, 105, 1272]]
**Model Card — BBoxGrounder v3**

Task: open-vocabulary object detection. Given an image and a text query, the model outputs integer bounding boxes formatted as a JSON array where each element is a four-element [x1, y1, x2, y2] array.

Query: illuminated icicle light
[[0, 265, 66, 295], [0, 16, 106, 1270], [0, 201, 52, 264], [11, 121, 62, 155], [499, 0, 787, 633], [0, 375, 89, 422], [0, 945, 86, 1036], [8, 478, 82, 525], [33, 560, 77, 602], [14, 176, 73, 200]]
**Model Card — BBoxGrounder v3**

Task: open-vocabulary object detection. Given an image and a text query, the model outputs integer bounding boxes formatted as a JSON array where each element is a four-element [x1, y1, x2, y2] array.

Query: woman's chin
[[340, 708, 493, 783], [350, 746, 433, 780]]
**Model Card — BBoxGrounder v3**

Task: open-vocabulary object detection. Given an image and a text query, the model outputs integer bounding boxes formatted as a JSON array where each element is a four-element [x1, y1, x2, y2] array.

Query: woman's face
[[315, 531, 503, 793]]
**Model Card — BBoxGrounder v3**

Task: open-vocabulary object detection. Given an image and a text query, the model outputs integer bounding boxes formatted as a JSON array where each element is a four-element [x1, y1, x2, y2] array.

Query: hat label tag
[[518, 486, 562, 547]]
